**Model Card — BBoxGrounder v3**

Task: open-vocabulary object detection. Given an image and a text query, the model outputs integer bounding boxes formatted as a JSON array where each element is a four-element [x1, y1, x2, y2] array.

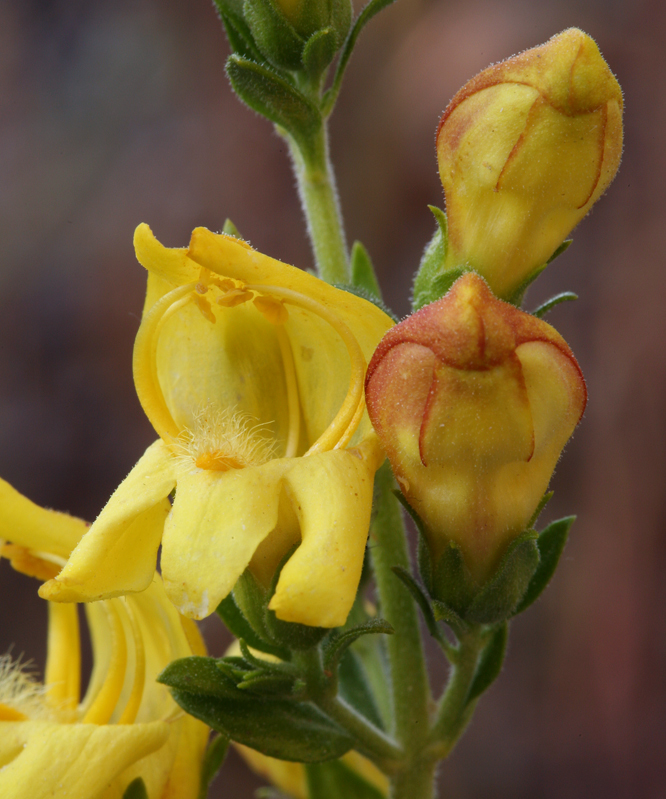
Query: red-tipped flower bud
[[436, 28, 623, 300], [365, 273, 587, 583]]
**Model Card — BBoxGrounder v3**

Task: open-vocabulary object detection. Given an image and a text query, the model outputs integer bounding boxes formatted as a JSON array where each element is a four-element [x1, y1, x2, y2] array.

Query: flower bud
[[365, 273, 586, 584], [436, 28, 623, 300]]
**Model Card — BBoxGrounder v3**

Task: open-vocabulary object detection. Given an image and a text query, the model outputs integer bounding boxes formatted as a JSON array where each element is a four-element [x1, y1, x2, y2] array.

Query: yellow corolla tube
[[42, 225, 394, 627], [0, 483, 209, 799]]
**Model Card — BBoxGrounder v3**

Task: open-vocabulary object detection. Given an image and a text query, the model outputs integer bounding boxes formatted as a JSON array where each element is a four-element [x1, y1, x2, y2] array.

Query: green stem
[[428, 626, 485, 759], [286, 124, 349, 284], [294, 648, 403, 771], [369, 463, 434, 798]]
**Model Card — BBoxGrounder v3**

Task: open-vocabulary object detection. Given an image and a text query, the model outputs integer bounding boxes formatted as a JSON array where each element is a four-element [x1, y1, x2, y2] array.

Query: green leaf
[[198, 734, 229, 799], [465, 533, 540, 625], [216, 593, 289, 660], [159, 656, 245, 699], [466, 623, 508, 705], [526, 490, 553, 531], [337, 649, 385, 731], [123, 778, 148, 799], [350, 241, 382, 300], [302, 28, 339, 79], [322, 0, 398, 115], [532, 292, 578, 319], [323, 618, 394, 673], [171, 689, 353, 762], [222, 218, 243, 239], [390, 565, 444, 645], [412, 206, 460, 311], [242, 0, 305, 70], [305, 759, 386, 799], [513, 516, 575, 615], [547, 239, 573, 264], [226, 55, 321, 142]]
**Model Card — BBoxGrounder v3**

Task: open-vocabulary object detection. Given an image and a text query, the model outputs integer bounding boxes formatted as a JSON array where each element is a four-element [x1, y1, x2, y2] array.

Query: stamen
[[133, 283, 197, 446], [275, 326, 301, 458], [0, 655, 53, 722], [82, 600, 127, 725], [0, 703, 27, 721], [217, 288, 254, 307], [45, 602, 80, 714], [246, 285, 366, 454], [1, 544, 61, 581], [117, 600, 145, 725]]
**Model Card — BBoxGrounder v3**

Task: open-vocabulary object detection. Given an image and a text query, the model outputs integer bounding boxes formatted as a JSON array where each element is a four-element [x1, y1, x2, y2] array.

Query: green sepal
[[322, 0, 397, 116], [305, 759, 386, 799], [233, 570, 273, 643], [391, 490, 433, 594], [532, 292, 578, 319], [465, 533, 540, 625], [160, 657, 353, 762], [322, 618, 394, 673], [222, 218, 243, 239], [513, 516, 575, 615], [390, 565, 445, 645], [466, 622, 508, 705], [350, 240, 382, 301], [123, 778, 148, 799], [337, 648, 385, 731], [237, 671, 297, 695], [412, 206, 461, 311], [302, 28, 339, 79], [214, 0, 266, 63], [430, 599, 467, 633], [226, 55, 321, 144], [198, 734, 230, 799], [506, 241, 572, 308], [242, 0, 305, 70], [547, 239, 573, 264], [432, 541, 478, 618], [216, 592, 290, 660], [333, 283, 398, 322], [526, 490, 553, 530]]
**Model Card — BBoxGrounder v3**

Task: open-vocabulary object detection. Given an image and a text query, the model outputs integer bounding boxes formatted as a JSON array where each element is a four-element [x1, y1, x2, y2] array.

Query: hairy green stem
[[429, 626, 486, 759], [286, 124, 349, 284], [370, 462, 434, 798], [294, 647, 403, 771]]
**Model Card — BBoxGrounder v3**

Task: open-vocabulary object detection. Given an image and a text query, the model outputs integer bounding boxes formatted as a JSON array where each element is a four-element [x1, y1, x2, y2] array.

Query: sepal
[[305, 759, 386, 799], [303, 28, 340, 79], [199, 735, 230, 799], [243, 0, 305, 70], [465, 622, 508, 704], [122, 778, 149, 799], [350, 240, 382, 301], [412, 206, 463, 311], [322, 618, 394, 674]]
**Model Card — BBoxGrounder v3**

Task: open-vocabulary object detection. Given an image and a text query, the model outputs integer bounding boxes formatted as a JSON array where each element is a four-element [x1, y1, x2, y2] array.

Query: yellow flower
[[365, 273, 587, 583], [42, 225, 393, 628], [436, 28, 623, 300], [0, 478, 209, 799]]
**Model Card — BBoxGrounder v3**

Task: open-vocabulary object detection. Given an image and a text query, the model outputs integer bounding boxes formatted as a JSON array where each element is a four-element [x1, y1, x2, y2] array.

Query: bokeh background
[[1, 0, 664, 796]]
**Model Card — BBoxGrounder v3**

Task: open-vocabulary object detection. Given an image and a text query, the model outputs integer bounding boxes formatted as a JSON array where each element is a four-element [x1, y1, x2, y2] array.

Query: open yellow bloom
[[0, 478, 209, 799], [42, 226, 393, 627]]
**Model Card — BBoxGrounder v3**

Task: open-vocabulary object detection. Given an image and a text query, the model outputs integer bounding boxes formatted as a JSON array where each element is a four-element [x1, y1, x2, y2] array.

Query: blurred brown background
[[0, 0, 664, 796]]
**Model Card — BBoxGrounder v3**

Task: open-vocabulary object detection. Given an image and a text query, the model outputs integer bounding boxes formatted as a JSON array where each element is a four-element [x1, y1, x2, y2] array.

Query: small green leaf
[[466, 623, 508, 705], [226, 55, 321, 142], [505, 264, 547, 307], [532, 292, 579, 319], [432, 542, 478, 617], [322, 0, 398, 115], [222, 218, 243, 239], [302, 28, 339, 78], [513, 516, 575, 615], [412, 206, 457, 311], [216, 4, 266, 63], [390, 565, 444, 645], [392, 490, 433, 592], [333, 282, 398, 322], [243, 0, 305, 70], [159, 656, 244, 700], [526, 490, 554, 531], [323, 618, 394, 672], [123, 778, 148, 799], [238, 672, 297, 695], [171, 690, 353, 762], [216, 593, 289, 660], [465, 533, 540, 625], [547, 239, 573, 264], [198, 734, 229, 799], [305, 759, 386, 799], [350, 241, 382, 301], [431, 599, 467, 634]]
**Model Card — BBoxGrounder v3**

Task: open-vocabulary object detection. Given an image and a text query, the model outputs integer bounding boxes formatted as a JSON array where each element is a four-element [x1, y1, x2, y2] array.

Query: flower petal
[[40, 441, 175, 602], [0, 478, 88, 559], [161, 461, 291, 618], [269, 444, 379, 627], [0, 720, 169, 799]]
